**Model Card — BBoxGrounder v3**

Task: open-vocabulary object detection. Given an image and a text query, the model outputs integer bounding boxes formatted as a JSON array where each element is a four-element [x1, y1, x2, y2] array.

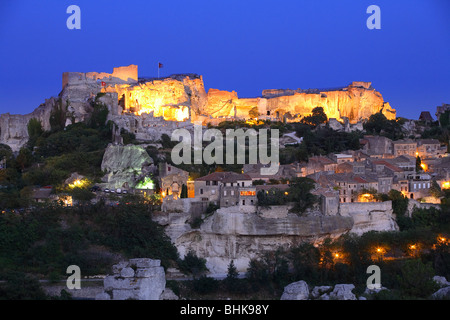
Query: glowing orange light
[[409, 244, 416, 250], [334, 253, 340, 258], [420, 163, 428, 171]]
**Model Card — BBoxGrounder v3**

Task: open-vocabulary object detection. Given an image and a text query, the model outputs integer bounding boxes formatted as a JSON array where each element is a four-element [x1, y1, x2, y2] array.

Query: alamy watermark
[[367, 5, 381, 30], [171, 122, 280, 175], [366, 265, 382, 289], [66, 5, 81, 30], [66, 265, 81, 290]]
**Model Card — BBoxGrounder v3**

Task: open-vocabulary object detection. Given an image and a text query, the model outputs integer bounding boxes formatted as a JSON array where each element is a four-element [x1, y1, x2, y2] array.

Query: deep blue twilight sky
[[0, 0, 449, 120]]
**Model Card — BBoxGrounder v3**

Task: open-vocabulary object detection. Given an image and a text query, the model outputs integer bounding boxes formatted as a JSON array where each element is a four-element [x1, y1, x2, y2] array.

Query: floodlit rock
[[101, 144, 154, 189], [280, 281, 310, 300], [329, 284, 357, 300], [95, 292, 111, 300], [311, 286, 333, 299], [120, 267, 135, 278], [98, 258, 166, 300], [129, 258, 161, 268], [174, 208, 353, 274], [431, 286, 450, 300], [433, 276, 450, 288], [160, 288, 179, 300]]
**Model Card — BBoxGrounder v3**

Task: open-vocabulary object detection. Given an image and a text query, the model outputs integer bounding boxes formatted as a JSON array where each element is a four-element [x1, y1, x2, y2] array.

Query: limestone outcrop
[[0, 65, 397, 152], [281, 281, 359, 300], [95, 258, 166, 300], [162, 201, 398, 275], [0, 97, 57, 152], [280, 280, 310, 300], [171, 208, 354, 274], [339, 202, 399, 235], [201, 81, 396, 123], [100, 144, 154, 189]]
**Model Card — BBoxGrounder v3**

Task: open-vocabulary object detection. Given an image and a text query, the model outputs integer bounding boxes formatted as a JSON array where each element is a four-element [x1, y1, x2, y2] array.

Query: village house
[[416, 139, 446, 159], [159, 162, 189, 199], [407, 172, 432, 200], [360, 135, 393, 158], [242, 163, 303, 182], [303, 156, 337, 175], [194, 171, 256, 207], [392, 139, 417, 157]]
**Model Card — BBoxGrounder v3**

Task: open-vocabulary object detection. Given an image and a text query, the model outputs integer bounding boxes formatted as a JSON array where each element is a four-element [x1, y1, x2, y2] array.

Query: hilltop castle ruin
[[0, 65, 396, 152]]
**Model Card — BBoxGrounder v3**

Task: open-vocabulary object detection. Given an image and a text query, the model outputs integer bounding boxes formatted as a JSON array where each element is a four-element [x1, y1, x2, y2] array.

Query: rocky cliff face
[[158, 202, 398, 275], [201, 81, 396, 123], [164, 208, 353, 274], [0, 97, 57, 152], [0, 65, 397, 152], [100, 144, 154, 189]]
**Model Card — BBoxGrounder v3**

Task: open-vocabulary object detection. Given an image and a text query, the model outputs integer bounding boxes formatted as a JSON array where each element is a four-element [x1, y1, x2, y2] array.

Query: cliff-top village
[[1, 65, 450, 301]]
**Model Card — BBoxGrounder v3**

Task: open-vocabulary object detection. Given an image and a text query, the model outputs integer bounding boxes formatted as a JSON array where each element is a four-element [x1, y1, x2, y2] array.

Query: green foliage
[[248, 107, 260, 119], [416, 156, 422, 173], [206, 202, 219, 214], [88, 100, 109, 129], [302, 127, 362, 156], [96, 202, 178, 268], [0, 271, 48, 300], [180, 184, 188, 198], [192, 276, 219, 294], [35, 123, 110, 158], [161, 133, 177, 149], [49, 99, 67, 132], [177, 251, 208, 277], [396, 259, 439, 298], [363, 112, 404, 140], [0, 200, 179, 278], [27, 118, 43, 148], [257, 188, 288, 207], [15, 147, 34, 170], [301, 107, 328, 126], [287, 177, 318, 215], [224, 260, 240, 292], [70, 187, 95, 202]]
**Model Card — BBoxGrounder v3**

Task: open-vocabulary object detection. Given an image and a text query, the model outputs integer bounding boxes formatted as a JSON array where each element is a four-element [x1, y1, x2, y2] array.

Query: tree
[[27, 118, 43, 148], [15, 147, 33, 170], [301, 107, 328, 126], [416, 155, 422, 173], [224, 260, 240, 293], [180, 184, 188, 198], [49, 99, 67, 132], [397, 259, 439, 298], [287, 177, 318, 215], [249, 107, 260, 119], [177, 251, 208, 277]]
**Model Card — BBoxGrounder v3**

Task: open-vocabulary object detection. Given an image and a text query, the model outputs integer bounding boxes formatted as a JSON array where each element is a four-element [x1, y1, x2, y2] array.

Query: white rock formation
[[100, 143, 154, 189], [328, 284, 357, 300], [172, 208, 354, 274], [311, 286, 333, 299], [280, 281, 310, 300], [96, 258, 166, 300]]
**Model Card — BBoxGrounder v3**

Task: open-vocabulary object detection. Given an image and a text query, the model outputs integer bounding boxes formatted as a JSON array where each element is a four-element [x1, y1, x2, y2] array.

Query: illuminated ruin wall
[[200, 81, 396, 123], [0, 65, 397, 151], [102, 74, 206, 122], [62, 65, 396, 124]]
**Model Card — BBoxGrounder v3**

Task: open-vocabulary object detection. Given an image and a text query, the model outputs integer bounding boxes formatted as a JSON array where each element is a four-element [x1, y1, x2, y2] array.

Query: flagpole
[[158, 62, 160, 79]]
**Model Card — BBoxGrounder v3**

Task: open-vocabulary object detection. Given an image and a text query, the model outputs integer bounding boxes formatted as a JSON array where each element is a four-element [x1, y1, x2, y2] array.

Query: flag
[[158, 62, 163, 68], [101, 81, 106, 86]]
